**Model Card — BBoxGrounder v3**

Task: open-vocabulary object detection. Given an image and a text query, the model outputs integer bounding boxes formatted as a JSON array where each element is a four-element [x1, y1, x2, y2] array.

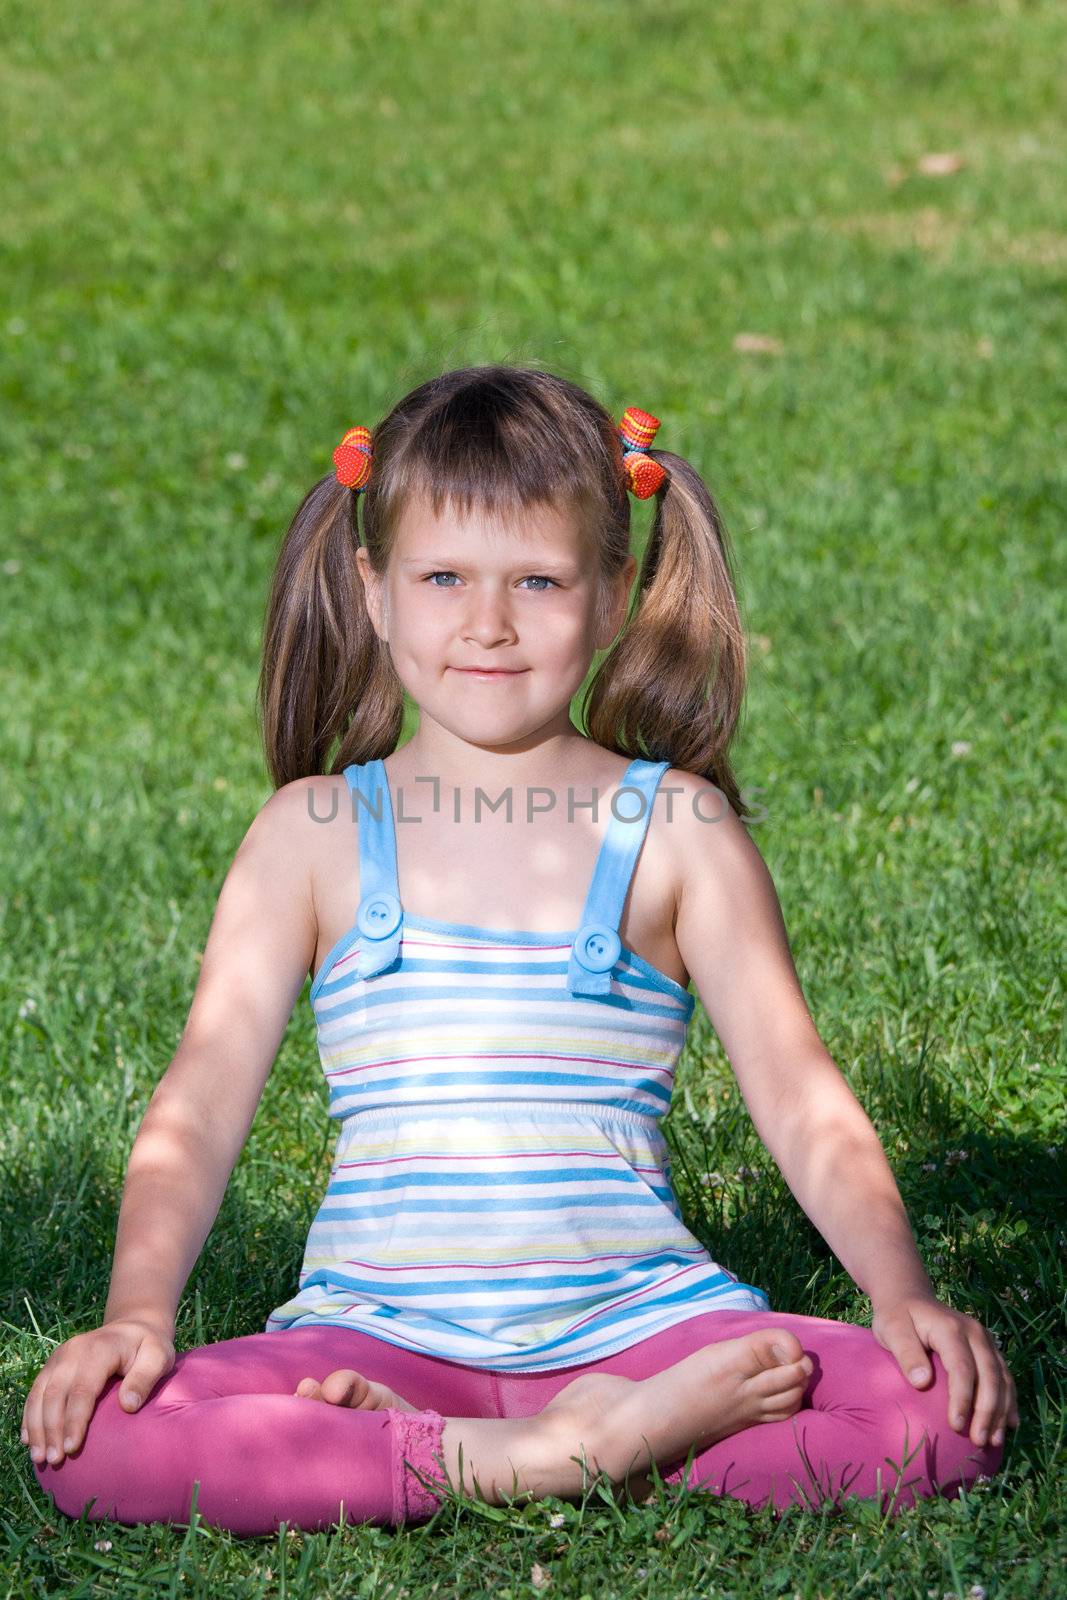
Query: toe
[[748, 1354, 812, 1400], [768, 1331, 805, 1366], [747, 1327, 804, 1371], [321, 1369, 368, 1407]]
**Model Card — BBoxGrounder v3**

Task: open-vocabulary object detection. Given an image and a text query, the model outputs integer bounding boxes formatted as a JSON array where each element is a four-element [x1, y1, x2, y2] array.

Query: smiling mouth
[[451, 667, 527, 675]]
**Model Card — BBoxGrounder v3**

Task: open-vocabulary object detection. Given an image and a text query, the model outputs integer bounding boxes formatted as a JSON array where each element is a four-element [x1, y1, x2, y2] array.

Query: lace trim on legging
[[389, 1408, 447, 1523]]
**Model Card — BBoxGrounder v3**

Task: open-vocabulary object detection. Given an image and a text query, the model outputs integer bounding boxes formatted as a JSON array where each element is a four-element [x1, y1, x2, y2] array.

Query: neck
[[394, 718, 594, 792]]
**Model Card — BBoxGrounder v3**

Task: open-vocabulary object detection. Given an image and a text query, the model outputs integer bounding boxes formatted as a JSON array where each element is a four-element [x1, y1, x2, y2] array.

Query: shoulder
[[244, 773, 357, 865], [660, 768, 822, 1068], [655, 767, 742, 829], [654, 767, 767, 917], [253, 773, 350, 828], [237, 776, 360, 935]]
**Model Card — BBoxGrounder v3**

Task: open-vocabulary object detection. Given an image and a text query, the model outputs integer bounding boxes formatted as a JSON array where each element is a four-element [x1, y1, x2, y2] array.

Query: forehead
[[393, 493, 588, 562]]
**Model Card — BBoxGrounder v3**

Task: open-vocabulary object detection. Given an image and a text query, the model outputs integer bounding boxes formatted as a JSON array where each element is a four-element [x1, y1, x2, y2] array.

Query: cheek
[[550, 625, 589, 663], [391, 591, 447, 647], [556, 600, 600, 652]]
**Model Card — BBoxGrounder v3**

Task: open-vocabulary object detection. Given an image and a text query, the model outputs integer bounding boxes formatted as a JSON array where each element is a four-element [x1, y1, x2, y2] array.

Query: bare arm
[[23, 779, 329, 1467], [728, 1048, 935, 1308], [668, 777, 925, 1294], [669, 771, 1016, 1446], [104, 779, 320, 1336]]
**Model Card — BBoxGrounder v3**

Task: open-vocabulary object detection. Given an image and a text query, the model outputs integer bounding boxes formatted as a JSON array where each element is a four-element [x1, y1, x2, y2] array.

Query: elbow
[[756, 1069, 882, 1173]]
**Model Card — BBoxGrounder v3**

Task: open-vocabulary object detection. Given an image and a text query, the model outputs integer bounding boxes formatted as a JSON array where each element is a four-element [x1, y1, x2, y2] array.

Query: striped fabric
[[264, 756, 771, 1370]]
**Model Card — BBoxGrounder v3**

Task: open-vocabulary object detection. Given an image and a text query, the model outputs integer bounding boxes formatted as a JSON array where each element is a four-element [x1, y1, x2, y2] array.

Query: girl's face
[[356, 494, 636, 751]]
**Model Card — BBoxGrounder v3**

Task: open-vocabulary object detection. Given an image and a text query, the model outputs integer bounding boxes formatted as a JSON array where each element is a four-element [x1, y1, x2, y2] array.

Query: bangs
[[377, 374, 606, 537]]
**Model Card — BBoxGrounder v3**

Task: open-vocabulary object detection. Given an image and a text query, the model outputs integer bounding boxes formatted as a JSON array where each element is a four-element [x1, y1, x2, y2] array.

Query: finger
[[993, 1364, 1020, 1441], [116, 1342, 170, 1416], [21, 1377, 42, 1449], [941, 1335, 977, 1433], [982, 1343, 1015, 1443], [20, 1387, 34, 1446], [40, 1369, 78, 1467], [994, 1356, 1016, 1437], [39, 1340, 127, 1466], [902, 1337, 934, 1388], [57, 1380, 108, 1459], [883, 1326, 935, 1388], [966, 1334, 1005, 1446], [23, 1375, 53, 1464]]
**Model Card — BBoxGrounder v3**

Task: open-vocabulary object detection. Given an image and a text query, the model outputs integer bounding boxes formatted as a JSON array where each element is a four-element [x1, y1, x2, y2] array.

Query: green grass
[[2, 0, 1065, 1594]]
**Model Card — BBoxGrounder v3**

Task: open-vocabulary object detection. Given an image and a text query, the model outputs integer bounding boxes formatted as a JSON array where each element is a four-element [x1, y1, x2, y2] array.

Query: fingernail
[[20, 1428, 28, 1444], [992, 1430, 1003, 1446], [953, 1414, 965, 1429], [122, 1392, 139, 1409], [30, 1446, 44, 1463], [64, 1437, 75, 1453], [46, 1447, 58, 1463], [909, 1366, 928, 1382], [976, 1429, 987, 1445]]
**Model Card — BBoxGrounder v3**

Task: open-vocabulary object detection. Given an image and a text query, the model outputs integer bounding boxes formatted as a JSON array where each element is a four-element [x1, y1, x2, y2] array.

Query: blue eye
[[424, 572, 558, 590]]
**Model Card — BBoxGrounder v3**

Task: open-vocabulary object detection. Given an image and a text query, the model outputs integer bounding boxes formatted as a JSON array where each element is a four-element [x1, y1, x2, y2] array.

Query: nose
[[460, 585, 518, 647]]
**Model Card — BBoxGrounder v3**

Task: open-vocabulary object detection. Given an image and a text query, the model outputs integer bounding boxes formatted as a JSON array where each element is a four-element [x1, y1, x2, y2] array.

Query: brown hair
[[258, 363, 751, 817]]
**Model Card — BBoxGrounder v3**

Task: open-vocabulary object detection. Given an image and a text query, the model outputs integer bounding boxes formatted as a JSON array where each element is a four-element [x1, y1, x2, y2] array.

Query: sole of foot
[[536, 1326, 814, 1499]]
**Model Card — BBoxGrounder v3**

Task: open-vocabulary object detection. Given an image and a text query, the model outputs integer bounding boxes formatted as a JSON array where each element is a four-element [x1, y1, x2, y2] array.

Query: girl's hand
[[871, 1293, 1018, 1448], [21, 1319, 176, 1470]]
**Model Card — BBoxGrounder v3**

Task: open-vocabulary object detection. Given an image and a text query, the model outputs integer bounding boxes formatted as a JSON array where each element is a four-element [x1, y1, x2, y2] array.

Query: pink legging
[[34, 1308, 1003, 1536]]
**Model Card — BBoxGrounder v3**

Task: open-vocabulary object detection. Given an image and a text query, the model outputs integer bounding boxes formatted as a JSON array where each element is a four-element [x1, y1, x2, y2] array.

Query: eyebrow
[[400, 556, 581, 575]]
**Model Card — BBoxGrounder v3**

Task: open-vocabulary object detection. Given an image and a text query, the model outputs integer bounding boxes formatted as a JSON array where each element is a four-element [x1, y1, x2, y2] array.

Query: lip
[[450, 667, 527, 677]]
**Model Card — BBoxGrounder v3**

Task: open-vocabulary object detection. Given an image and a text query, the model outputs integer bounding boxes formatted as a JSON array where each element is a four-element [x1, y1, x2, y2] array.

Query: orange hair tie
[[618, 406, 667, 499], [333, 425, 373, 491]]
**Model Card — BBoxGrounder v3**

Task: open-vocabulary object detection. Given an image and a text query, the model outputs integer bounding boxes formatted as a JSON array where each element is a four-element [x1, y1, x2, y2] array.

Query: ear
[[355, 546, 388, 643], [594, 554, 638, 650]]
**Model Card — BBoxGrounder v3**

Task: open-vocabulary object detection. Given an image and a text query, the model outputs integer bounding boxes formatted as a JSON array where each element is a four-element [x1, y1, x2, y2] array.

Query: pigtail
[[256, 367, 751, 806], [581, 449, 749, 820], [257, 474, 403, 788]]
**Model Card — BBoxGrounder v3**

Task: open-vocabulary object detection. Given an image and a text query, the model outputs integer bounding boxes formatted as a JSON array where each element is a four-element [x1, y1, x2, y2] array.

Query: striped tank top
[[264, 755, 771, 1370]]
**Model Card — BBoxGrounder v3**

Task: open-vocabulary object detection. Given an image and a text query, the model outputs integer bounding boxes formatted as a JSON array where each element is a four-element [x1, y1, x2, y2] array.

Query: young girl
[[24, 364, 1016, 1535]]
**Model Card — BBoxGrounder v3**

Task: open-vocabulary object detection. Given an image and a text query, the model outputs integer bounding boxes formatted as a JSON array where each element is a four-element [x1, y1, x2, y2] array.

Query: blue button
[[574, 924, 621, 973], [356, 891, 402, 941]]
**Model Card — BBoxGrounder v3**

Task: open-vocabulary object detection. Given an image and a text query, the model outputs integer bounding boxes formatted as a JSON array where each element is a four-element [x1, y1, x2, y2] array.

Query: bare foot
[[293, 1329, 814, 1512], [294, 1368, 418, 1412], [535, 1326, 815, 1499]]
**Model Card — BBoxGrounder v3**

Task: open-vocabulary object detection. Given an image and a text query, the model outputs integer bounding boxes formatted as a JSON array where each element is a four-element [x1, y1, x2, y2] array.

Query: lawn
[[1, 1, 1064, 1595]]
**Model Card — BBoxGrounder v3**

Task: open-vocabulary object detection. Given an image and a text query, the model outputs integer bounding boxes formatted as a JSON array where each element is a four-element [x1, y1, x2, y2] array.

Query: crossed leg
[[33, 1326, 493, 1534], [497, 1309, 1007, 1514], [36, 1320, 812, 1532], [299, 1309, 1006, 1517], [34, 1310, 1005, 1535], [295, 1324, 814, 1505]]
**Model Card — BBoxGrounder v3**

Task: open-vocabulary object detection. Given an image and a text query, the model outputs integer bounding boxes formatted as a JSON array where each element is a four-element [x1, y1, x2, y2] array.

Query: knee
[[876, 1351, 1005, 1507], [32, 1384, 136, 1524], [34, 1449, 111, 1524]]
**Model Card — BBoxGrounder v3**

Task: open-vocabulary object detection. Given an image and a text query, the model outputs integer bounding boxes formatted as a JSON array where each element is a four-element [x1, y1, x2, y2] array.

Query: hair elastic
[[333, 425, 373, 491], [332, 409, 666, 499], [618, 407, 667, 498]]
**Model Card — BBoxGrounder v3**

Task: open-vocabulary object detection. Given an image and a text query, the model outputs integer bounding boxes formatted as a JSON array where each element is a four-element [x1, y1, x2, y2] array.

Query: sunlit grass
[[2, 0, 1064, 1594]]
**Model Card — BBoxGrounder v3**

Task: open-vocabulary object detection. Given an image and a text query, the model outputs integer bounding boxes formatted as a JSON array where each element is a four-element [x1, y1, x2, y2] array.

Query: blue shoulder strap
[[343, 758, 404, 978], [342, 754, 670, 990], [567, 759, 671, 997]]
